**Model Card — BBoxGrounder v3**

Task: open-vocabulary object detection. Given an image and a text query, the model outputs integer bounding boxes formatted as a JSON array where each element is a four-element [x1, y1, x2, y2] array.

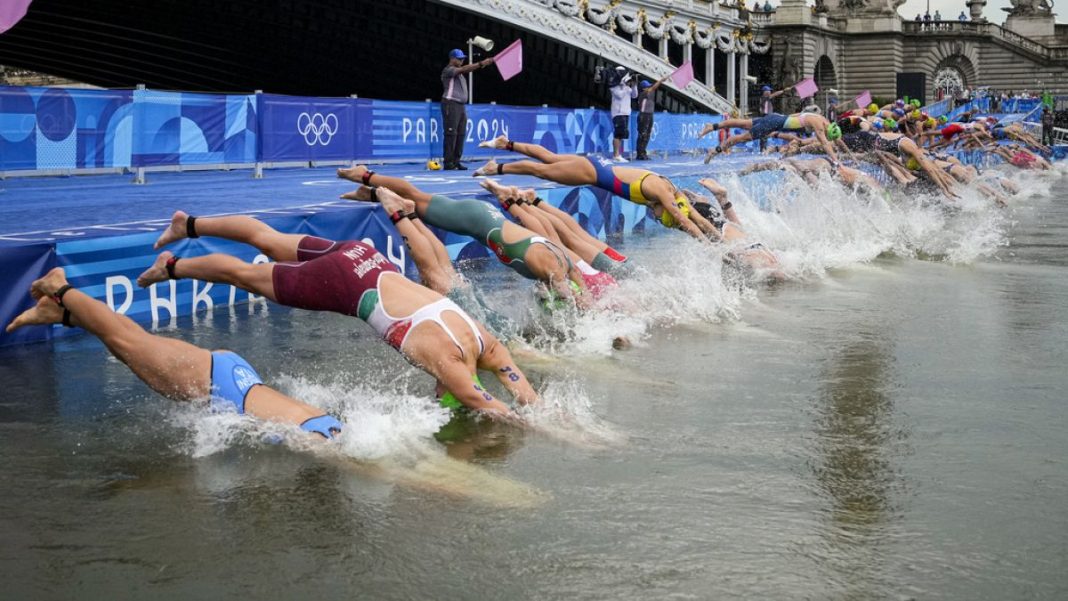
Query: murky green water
[[1, 169, 1066, 600]]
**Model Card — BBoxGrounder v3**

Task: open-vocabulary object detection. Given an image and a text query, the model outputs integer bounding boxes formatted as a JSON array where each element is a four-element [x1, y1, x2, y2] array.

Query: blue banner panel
[[645, 112, 721, 153], [132, 90, 257, 167], [0, 242, 57, 346], [0, 85, 134, 171], [259, 94, 358, 162], [367, 99, 437, 160]]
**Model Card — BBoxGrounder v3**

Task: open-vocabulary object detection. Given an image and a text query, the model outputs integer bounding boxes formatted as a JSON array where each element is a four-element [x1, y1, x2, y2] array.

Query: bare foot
[[376, 187, 407, 215], [154, 210, 189, 250], [137, 251, 174, 288], [340, 186, 377, 202], [697, 123, 717, 139], [473, 159, 498, 177], [30, 267, 69, 301], [698, 178, 726, 196], [6, 296, 64, 333], [337, 165, 368, 183], [478, 178, 509, 198], [478, 135, 510, 150], [517, 189, 539, 204], [703, 148, 716, 164]]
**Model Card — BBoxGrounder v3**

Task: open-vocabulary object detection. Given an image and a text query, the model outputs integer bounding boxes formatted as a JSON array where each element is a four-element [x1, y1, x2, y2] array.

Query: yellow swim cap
[[660, 195, 692, 228], [868, 103, 879, 114], [426, 159, 442, 171], [906, 157, 920, 171]]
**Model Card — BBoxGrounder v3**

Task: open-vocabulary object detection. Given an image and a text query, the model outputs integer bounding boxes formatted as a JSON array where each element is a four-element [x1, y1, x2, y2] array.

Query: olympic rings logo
[[297, 112, 339, 146]]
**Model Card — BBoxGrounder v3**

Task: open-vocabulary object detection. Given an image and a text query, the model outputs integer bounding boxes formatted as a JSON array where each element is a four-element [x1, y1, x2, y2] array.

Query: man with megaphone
[[441, 46, 494, 170]]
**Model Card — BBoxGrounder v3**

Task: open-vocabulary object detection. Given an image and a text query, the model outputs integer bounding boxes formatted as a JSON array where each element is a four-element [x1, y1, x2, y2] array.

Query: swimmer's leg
[[155, 212, 306, 262], [512, 204, 564, 245], [137, 251, 278, 301], [14, 273, 336, 434], [474, 158, 596, 186], [527, 197, 605, 249], [739, 162, 784, 175], [378, 188, 454, 294], [530, 207, 606, 264], [338, 166, 434, 204], [14, 270, 212, 400], [504, 140, 581, 165]]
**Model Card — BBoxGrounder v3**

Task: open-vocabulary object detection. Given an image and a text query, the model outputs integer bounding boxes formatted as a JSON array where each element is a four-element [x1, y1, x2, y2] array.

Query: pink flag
[[794, 77, 819, 100], [669, 61, 695, 89], [0, 0, 33, 34], [855, 90, 872, 108], [494, 39, 523, 81]]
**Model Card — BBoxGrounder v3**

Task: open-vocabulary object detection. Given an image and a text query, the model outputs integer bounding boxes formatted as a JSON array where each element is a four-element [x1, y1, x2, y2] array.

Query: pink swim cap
[[1010, 152, 1036, 169]]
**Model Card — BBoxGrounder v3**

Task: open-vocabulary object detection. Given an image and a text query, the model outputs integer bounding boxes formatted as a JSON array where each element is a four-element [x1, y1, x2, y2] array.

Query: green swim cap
[[538, 280, 582, 313], [826, 122, 842, 140], [439, 374, 486, 410], [939, 115, 948, 124], [883, 118, 897, 130], [911, 99, 921, 107]]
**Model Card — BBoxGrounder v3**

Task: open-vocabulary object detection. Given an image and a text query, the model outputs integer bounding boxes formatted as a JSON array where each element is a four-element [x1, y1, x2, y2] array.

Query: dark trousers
[[441, 100, 466, 167], [636, 113, 653, 158], [1043, 125, 1054, 146]]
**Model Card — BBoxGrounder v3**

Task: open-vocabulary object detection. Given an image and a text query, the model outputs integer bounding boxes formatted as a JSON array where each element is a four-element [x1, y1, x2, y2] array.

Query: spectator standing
[[934, 9, 942, 21], [609, 67, 638, 162], [635, 75, 669, 161], [440, 48, 493, 170], [826, 97, 839, 122], [1041, 107, 1055, 146], [958, 10, 968, 21], [923, 12, 932, 29]]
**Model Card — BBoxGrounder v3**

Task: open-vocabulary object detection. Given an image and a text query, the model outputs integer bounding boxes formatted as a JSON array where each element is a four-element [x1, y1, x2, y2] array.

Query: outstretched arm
[[477, 331, 540, 406]]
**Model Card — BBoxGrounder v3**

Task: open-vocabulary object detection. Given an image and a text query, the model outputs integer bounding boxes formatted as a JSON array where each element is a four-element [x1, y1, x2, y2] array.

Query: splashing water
[[518, 377, 628, 449]]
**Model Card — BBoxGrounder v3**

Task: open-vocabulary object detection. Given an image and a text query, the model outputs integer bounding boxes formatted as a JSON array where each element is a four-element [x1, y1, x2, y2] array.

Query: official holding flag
[[441, 48, 493, 170]]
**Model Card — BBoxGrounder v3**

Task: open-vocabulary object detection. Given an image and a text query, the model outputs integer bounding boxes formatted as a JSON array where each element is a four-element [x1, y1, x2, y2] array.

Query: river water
[[1, 163, 1066, 599]]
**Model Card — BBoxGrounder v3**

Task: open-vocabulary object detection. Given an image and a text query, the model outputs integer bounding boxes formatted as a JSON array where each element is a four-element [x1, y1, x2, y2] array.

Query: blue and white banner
[[260, 94, 360, 162]]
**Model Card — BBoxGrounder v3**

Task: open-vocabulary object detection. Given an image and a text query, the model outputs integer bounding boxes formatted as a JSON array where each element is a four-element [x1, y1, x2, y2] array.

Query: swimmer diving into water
[[140, 212, 540, 420], [337, 165, 591, 308], [469, 137, 721, 242], [6, 269, 343, 439]]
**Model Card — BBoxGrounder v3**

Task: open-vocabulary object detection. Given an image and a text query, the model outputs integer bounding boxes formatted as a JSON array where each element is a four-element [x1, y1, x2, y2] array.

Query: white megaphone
[[828, 88, 840, 94], [469, 36, 495, 52], [744, 75, 758, 84]]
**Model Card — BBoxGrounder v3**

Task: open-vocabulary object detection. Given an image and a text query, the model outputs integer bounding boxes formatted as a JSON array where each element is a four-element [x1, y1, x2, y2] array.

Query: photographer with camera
[[608, 66, 638, 162]]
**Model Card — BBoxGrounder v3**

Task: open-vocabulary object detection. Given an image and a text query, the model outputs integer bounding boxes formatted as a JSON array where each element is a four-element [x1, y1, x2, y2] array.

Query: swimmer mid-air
[[140, 212, 540, 420], [470, 137, 722, 242], [7, 268, 343, 439], [700, 110, 842, 163], [338, 165, 591, 308]]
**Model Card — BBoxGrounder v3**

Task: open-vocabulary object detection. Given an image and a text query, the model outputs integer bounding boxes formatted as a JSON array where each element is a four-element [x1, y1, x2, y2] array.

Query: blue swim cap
[[449, 48, 466, 60], [640, 80, 653, 89], [762, 85, 773, 92]]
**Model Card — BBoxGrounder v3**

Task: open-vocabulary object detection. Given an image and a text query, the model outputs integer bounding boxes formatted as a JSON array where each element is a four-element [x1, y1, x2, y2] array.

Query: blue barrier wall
[[0, 85, 721, 172]]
